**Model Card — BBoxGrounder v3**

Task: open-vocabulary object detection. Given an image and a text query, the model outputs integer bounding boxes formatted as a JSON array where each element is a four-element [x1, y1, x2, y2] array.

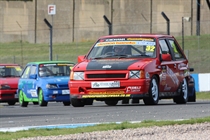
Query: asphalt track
[[0, 100, 210, 132]]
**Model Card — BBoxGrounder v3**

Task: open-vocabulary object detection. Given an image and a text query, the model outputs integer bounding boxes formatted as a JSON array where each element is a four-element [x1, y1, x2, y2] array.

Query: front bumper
[[0, 90, 18, 102], [69, 79, 150, 100]]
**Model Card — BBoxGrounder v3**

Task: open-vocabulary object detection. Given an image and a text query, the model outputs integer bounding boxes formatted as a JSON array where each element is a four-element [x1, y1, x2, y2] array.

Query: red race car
[[0, 64, 22, 105], [68, 34, 195, 107]]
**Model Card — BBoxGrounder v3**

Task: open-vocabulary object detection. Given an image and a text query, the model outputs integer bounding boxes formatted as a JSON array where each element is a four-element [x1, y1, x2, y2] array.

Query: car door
[[19, 64, 38, 99], [158, 39, 180, 92], [167, 39, 188, 83]]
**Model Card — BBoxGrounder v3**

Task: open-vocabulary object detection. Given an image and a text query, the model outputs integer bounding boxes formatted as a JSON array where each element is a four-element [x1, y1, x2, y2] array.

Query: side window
[[30, 65, 37, 75], [21, 66, 31, 79], [168, 40, 185, 60], [159, 39, 170, 54]]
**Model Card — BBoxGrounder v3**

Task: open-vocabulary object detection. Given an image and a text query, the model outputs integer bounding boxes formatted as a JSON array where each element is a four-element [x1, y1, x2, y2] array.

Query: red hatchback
[[0, 64, 22, 105], [69, 34, 194, 107]]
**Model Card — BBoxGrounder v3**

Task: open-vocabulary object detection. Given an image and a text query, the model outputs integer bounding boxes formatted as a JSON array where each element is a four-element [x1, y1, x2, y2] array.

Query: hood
[[74, 58, 154, 71], [0, 77, 19, 88], [41, 76, 69, 84]]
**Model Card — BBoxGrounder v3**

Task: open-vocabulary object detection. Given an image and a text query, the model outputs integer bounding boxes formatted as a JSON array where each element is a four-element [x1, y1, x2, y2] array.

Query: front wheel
[[143, 76, 159, 105], [105, 100, 118, 106], [19, 90, 28, 107], [38, 89, 48, 107], [8, 101, 16, 105], [63, 101, 71, 106], [173, 78, 188, 104], [71, 98, 84, 107]]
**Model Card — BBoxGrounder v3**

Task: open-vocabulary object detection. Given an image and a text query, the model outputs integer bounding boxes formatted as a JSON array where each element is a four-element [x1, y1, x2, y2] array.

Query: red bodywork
[[0, 64, 22, 105], [69, 34, 192, 106]]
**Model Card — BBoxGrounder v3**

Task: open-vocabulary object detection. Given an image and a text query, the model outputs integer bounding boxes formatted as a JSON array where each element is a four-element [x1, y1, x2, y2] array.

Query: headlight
[[70, 72, 84, 80], [46, 84, 58, 89], [0, 84, 10, 89], [129, 70, 149, 79]]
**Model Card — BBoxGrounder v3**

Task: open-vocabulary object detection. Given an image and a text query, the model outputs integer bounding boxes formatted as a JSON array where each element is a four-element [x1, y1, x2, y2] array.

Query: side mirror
[[77, 55, 86, 63], [29, 74, 37, 79], [161, 54, 172, 61], [189, 68, 194, 72]]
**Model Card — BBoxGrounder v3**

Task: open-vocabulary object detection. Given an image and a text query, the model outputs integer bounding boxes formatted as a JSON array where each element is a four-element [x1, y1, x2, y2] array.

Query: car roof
[[98, 33, 174, 39], [26, 61, 75, 65], [0, 63, 20, 66]]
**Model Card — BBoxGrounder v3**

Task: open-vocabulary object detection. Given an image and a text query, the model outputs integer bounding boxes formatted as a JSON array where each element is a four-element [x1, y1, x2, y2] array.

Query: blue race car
[[17, 61, 75, 107]]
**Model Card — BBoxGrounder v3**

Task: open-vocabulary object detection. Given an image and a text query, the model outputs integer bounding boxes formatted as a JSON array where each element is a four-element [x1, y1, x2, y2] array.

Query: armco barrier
[[191, 73, 210, 92]]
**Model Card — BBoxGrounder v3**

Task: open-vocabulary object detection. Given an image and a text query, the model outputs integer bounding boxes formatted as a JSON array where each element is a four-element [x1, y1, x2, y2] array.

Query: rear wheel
[[38, 89, 48, 107], [122, 99, 129, 104], [8, 101, 16, 105], [105, 100, 118, 106], [131, 99, 139, 104], [19, 90, 28, 107], [33, 102, 39, 105], [63, 101, 71, 106], [173, 78, 188, 104], [84, 99, 93, 105], [143, 76, 159, 105], [188, 90, 196, 102], [71, 98, 85, 107]]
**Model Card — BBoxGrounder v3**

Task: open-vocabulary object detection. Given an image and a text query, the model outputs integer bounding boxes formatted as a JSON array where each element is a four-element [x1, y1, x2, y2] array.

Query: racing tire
[[122, 99, 129, 104], [131, 99, 139, 104], [188, 90, 196, 102], [19, 90, 28, 107], [38, 89, 48, 107], [63, 101, 71, 106], [8, 101, 16, 106], [105, 100, 118, 106], [71, 98, 85, 107], [33, 102, 39, 105], [143, 76, 159, 105], [173, 78, 188, 104], [84, 99, 93, 105]]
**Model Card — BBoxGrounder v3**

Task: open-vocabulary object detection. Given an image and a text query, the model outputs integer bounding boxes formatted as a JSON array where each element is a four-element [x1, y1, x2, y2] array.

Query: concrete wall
[[0, 0, 209, 43]]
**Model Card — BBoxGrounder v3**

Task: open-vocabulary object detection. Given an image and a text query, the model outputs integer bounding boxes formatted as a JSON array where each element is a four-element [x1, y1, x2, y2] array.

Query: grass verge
[[1, 116, 210, 140]]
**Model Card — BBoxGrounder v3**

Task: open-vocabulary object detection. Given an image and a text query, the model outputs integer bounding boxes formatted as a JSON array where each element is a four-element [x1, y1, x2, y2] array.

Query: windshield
[[38, 63, 74, 77], [87, 37, 156, 59], [0, 65, 22, 77]]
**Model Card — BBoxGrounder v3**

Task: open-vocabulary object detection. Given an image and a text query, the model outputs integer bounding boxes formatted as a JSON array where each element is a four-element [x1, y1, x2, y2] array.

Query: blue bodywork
[[17, 61, 74, 106]]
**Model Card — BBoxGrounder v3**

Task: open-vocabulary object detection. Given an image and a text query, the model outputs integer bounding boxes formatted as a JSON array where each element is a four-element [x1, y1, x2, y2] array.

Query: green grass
[[0, 92, 209, 140], [0, 34, 210, 73], [1, 116, 210, 140], [196, 92, 210, 99]]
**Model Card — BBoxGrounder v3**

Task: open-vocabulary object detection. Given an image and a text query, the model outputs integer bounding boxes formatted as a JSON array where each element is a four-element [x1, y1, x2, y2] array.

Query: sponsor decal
[[89, 90, 124, 94], [167, 66, 179, 85], [96, 41, 136, 46], [126, 86, 141, 93], [105, 38, 126, 41], [127, 38, 154, 41], [164, 84, 171, 91], [62, 90, 70, 94], [53, 91, 58, 94], [102, 65, 112, 69], [91, 81, 120, 88], [82, 94, 130, 98], [28, 89, 37, 97]]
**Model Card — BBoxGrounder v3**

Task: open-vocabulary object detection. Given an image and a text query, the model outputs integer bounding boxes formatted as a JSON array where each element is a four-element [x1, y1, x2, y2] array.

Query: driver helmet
[[39, 67, 47, 77], [113, 45, 127, 54]]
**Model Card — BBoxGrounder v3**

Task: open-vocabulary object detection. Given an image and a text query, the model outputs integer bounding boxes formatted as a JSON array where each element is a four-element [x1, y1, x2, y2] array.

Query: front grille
[[87, 74, 126, 78], [58, 84, 68, 88], [2, 94, 13, 97]]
